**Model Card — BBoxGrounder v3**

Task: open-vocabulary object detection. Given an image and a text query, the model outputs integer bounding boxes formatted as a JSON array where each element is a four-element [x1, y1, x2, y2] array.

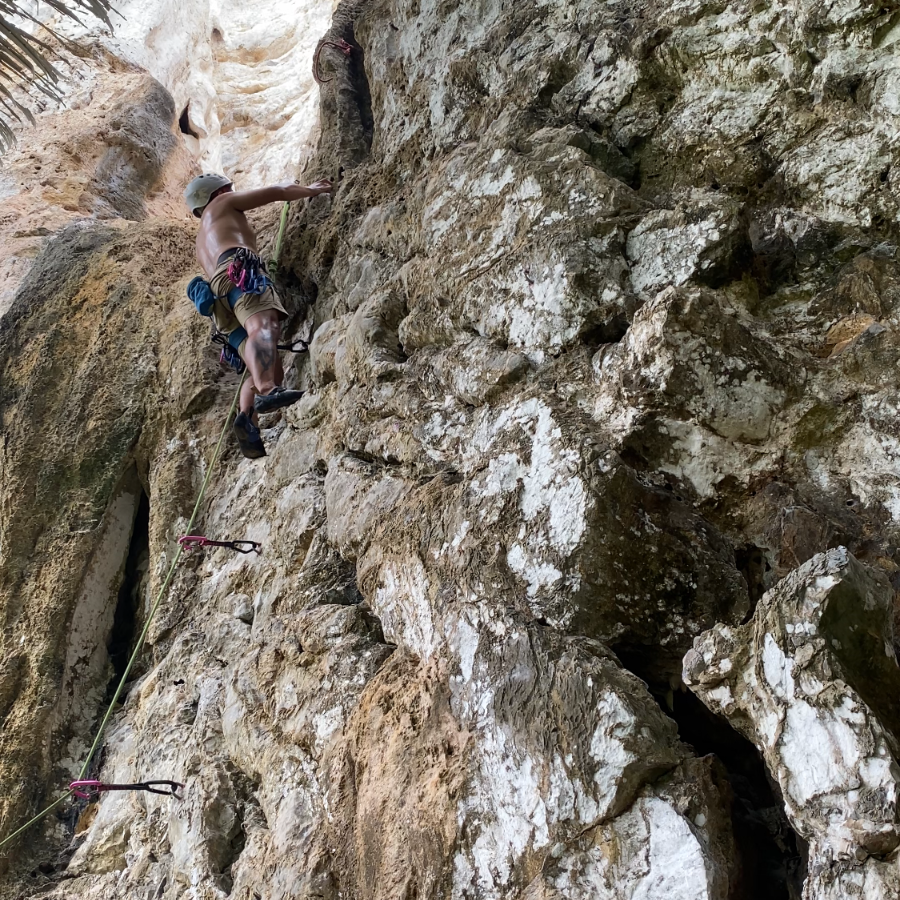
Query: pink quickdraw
[[313, 38, 354, 84], [178, 535, 262, 555], [70, 780, 184, 802], [227, 258, 247, 290]]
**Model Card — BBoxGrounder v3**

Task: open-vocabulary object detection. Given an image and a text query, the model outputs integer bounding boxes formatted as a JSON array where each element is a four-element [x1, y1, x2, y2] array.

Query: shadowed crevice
[[178, 103, 200, 139], [106, 488, 150, 696], [671, 688, 807, 900], [611, 641, 807, 900]]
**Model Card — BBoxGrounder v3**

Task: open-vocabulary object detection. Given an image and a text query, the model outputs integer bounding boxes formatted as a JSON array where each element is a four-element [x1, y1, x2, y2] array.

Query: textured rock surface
[[2, 0, 329, 315], [0, 60, 192, 316], [685, 547, 900, 897], [2, 0, 900, 897]]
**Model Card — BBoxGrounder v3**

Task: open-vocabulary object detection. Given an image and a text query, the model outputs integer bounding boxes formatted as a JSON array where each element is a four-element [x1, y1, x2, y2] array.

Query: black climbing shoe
[[233, 412, 266, 459], [253, 386, 305, 415]]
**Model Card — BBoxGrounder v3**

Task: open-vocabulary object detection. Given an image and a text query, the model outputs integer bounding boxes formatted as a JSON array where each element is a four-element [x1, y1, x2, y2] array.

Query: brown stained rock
[[823, 314, 877, 357], [0, 68, 192, 318], [318, 655, 466, 900], [0, 221, 201, 874], [684, 548, 900, 897], [317, 627, 688, 900]]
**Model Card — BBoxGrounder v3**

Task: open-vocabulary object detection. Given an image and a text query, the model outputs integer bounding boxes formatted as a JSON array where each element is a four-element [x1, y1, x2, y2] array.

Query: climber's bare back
[[195, 181, 333, 277], [195, 193, 259, 277]]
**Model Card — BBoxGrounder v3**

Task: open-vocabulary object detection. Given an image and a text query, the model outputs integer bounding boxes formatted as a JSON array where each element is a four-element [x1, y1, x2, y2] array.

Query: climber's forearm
[[229, 181, 332, 211]]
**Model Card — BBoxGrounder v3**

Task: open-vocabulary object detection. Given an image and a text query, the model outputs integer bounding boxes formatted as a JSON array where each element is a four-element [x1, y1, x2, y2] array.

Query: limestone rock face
[[0, 62, 193, 316], [2, 0, 900, 897], [685, 547, 900, 898], [524, 757, 740, 900], [46, 0, 332, 182]]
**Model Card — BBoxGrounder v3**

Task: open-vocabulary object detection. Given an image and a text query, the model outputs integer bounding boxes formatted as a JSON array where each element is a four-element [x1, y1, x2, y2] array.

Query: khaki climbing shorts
[[208, 257, 288, 342], [231, 287, 287, 326]]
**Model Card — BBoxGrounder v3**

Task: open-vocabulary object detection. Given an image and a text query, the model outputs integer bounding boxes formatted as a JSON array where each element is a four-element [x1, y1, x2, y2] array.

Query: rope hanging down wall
[[0, 372, 247, 856]]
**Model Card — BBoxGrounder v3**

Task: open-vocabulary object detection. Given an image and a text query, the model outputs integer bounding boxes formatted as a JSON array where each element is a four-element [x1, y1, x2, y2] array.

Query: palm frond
[[0, 0, 117, 154]]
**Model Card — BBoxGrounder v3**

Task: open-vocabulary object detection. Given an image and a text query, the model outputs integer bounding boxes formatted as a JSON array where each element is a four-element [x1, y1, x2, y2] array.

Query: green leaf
[[0, 0, 117, 153]]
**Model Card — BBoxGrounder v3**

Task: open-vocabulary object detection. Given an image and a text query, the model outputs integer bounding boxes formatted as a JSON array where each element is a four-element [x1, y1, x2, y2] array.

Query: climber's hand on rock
[[276, 180, 332, 202], [306, 179, 332, 196]]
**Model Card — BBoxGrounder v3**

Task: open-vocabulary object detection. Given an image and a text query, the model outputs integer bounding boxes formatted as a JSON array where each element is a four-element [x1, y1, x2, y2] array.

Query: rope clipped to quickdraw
[[0, 372, 248, 856], [313, 38, 353, 85], [266, 201, 309, 352]]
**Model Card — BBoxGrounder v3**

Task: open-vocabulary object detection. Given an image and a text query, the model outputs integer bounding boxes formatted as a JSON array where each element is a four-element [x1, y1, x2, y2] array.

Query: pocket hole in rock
[[178, 103, 200, 139]]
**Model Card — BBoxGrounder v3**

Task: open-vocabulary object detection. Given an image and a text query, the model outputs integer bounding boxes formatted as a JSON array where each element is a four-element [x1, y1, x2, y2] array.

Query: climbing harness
[[190, 182, 309, 373], [0, 372, 248, 856], [211, 328, 307, 375], [178, 535, 261, 555], [313, 38, 353, 84], [70, 780, 184, 802]]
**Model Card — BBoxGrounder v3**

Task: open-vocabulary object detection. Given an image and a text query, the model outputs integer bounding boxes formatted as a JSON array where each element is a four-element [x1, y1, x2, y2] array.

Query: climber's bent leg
[[243, 312, 304, 415], [243, 308, 282, 397], [234, 291, 304, 415], [231, 338, 266, 460], [233, 409, 266, 459], [239, 370, 258, 418]]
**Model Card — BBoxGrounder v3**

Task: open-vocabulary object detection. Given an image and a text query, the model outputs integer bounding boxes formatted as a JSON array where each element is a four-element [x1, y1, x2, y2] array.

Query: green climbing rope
[[0, 371, 247, 855]]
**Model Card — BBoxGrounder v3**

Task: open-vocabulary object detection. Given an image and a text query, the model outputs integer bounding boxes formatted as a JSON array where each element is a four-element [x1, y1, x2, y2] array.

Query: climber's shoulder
[[202, 191, 245, 221]]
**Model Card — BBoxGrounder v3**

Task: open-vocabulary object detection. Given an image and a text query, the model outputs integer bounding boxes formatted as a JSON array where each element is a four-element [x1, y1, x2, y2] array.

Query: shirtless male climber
[[184, 173, 332, 458]]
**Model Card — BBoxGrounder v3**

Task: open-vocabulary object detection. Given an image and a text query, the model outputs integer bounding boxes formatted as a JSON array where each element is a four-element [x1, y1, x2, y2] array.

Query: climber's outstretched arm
[[226, 180, 332, 212]]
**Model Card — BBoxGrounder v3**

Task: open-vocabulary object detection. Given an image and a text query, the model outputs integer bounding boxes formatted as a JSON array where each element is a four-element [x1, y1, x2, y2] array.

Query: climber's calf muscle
[[245, 310, 282, 395]]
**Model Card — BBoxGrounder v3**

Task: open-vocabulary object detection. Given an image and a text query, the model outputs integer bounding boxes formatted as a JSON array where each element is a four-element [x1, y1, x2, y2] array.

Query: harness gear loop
[[178, 535, 262, 555], [211, 328, 247, 374], [227, 248, 271, 295], [70, 780, 184, 802], [313, 38, 353, 84]]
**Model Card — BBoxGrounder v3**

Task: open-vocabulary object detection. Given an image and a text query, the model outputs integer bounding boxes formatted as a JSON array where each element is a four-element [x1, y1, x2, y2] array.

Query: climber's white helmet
[[184, 173, 233, 217]]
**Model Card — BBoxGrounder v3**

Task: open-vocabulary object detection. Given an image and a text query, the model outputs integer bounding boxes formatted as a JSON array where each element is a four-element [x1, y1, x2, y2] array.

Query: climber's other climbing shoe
[[253, 386, 305, 415], [233, 412, 266, 459]]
